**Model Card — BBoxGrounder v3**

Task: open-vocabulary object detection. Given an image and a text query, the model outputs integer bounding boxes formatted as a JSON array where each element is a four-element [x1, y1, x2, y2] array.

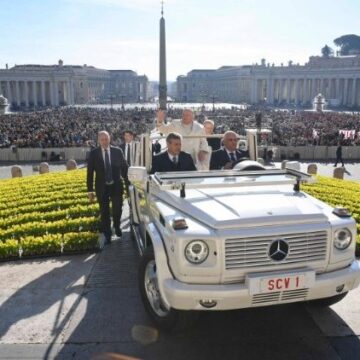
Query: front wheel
[[138, 247, 197, 331], [307, 292, 348, 307]]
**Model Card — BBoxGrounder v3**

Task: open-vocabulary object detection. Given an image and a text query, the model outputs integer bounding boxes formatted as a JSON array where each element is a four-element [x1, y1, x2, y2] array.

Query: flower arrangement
[[0, 169, 100, 260]]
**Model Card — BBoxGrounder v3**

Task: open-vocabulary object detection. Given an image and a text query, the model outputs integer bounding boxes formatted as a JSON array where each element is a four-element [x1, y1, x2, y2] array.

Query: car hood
[[156, 186, 329, 229]]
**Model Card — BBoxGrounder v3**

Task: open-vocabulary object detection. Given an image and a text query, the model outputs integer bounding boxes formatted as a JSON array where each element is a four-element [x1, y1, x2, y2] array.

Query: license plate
[[260, 274, 306, 293], [247, 270, 315, 295]]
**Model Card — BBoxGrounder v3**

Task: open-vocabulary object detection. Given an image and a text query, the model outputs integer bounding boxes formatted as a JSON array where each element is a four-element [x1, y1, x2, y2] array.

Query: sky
[[0, 0, 359, 81]]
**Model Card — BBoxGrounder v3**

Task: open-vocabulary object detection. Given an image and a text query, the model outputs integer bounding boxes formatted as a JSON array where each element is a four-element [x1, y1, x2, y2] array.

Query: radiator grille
[[225, 231, 328, 270], [252, 288, 309, 305]]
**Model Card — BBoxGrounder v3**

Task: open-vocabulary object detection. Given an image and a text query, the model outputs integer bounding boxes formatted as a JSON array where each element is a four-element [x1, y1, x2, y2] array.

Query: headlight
[[185, 240, 209, 264], [334, 228, 352, 250]]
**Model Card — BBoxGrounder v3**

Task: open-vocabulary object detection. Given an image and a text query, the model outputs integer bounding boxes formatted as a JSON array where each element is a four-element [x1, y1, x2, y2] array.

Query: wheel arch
[[144, 222, 174, 309]]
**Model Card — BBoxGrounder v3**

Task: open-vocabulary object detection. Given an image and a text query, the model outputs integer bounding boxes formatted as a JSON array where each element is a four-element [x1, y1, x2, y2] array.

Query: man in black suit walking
[[87, 131, 129, 244], [210, 131, 249, 170], [151, 132, 196, 173], [334, 141, 345, 167], [120, 130, 136, 166]]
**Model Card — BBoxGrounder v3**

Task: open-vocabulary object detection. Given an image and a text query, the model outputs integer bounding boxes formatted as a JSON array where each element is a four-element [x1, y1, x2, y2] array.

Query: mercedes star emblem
[[268, 239, 289, 261]]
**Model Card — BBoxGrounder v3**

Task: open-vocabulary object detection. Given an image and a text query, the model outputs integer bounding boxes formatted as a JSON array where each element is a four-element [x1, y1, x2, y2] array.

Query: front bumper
[[162, 260, 360, 311]]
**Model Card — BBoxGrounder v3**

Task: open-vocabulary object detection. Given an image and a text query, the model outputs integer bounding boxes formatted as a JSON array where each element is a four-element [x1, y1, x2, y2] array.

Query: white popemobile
[[128, 131, 360, 330]]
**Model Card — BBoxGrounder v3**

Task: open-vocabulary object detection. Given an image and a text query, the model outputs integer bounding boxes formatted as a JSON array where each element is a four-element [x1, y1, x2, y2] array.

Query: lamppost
[[108, 93, 115, 109], [210, 94, 217, 112], [120, 94, 126, 110], [255, 111, 262, 145], [200, 91, 207, 113]]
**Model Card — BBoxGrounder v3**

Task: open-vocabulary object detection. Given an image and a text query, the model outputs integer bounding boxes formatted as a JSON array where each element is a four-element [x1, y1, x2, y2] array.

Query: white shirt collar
[[225, 148, 236, 156], [168, 152, 178, 162]]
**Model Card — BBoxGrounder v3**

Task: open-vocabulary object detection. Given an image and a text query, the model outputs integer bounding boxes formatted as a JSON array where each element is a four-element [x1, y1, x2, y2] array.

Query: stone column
[[16, 81, 20, 106], [336, 78, 340, 102], [50, 81, 55, 106], [268, 77, 274, 104], [278, 79, 282, 102], [286, 78, 291, 103], [302, 78, 307, 104], [276, 79, 280, 103], [295, 79, 300, 104], [313, 78, 317, 100], [320, 78, 324, 95], [6, 81, 12, 104], [32, 81, 38, 107], [251, 78, 258, 104], [41, 81, 46, 106], [282, 79, 287, 102], [70, 79, 75, 104], [255, 78, 258, 103], [343, 78, 348, 106], [54, 80, 59, 106], [351, 78, 357, 107], [67, 81, 72, 105], [328, 78, 333, 99], [24, 81, 29, 107]]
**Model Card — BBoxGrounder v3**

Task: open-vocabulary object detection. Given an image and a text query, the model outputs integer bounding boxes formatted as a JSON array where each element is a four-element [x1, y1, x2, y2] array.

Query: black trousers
[[97, 184, 123, 236], [334, 155, 344, 166]]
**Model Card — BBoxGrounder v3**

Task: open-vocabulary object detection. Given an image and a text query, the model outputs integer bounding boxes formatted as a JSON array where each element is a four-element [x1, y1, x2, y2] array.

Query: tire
[[138, 247, 197, 331], [128, 198, 136, 242], [307, 292, 348, 307]]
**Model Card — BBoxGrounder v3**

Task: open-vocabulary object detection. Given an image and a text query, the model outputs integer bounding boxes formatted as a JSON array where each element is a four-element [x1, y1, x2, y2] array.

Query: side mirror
[[128, 166, 148, 184]]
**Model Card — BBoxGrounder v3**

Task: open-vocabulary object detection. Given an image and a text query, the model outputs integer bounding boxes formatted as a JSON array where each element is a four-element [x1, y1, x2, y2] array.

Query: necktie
[[104, 149, 113, 184], [172, 156, 178, 167], [230, 152, 236, 162], [126, 144, 131, 165]]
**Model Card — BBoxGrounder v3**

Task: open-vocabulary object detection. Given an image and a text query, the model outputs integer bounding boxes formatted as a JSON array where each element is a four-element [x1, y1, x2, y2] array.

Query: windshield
[[154, 171, 295, 186]]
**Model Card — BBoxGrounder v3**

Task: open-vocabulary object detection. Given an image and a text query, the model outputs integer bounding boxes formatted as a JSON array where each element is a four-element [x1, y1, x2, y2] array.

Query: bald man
[[210, 131, 249, 170], [87, 131, 129, 244]]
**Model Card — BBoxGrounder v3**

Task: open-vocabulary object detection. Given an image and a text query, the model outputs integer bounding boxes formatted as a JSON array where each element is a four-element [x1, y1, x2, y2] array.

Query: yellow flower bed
[[303, 176, 360, 250], [0, 169, 100, 260], [0, 169, 358, 261]]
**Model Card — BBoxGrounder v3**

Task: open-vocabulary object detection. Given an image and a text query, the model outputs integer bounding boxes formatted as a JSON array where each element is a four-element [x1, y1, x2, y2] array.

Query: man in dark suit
[[151, 132, 196, 173], [152, 140, 161, 155], [87, 131, 129, 244], [334, 141, 344, 167], [210, 131, 249, 170], [120, 130, 136, 166]]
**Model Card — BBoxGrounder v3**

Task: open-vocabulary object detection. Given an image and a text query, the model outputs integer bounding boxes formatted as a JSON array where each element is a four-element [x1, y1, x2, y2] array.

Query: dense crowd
[[0, 106, 359, 148], [0, 107, 155, 148]]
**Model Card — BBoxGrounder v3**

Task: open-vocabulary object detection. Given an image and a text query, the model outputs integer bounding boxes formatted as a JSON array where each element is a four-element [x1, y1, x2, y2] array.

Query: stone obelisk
[[159, 1, 167, 110]]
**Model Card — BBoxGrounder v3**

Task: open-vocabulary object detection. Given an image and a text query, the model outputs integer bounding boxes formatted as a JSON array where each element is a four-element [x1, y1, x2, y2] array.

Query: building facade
[[0, 60, 149, 108], [108, 70, 148, 103], [177, 55, 360, 108]]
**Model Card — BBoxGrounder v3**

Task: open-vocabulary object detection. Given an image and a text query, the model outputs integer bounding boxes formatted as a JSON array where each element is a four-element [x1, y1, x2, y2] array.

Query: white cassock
[[157, 119, 210, 170]]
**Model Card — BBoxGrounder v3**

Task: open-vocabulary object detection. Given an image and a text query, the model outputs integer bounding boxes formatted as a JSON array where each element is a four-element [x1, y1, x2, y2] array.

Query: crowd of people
[[0, 107, 155, 148], [0, 106, 359, 149]]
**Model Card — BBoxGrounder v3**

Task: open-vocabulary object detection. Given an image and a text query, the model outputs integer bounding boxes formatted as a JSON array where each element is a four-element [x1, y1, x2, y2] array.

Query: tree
[[334, 34, 360, 55], [321, 45, 334, 58]]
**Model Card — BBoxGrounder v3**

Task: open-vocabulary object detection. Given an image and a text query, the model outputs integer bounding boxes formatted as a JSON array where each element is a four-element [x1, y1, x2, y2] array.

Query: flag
[[339, 130, 355, 139]]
